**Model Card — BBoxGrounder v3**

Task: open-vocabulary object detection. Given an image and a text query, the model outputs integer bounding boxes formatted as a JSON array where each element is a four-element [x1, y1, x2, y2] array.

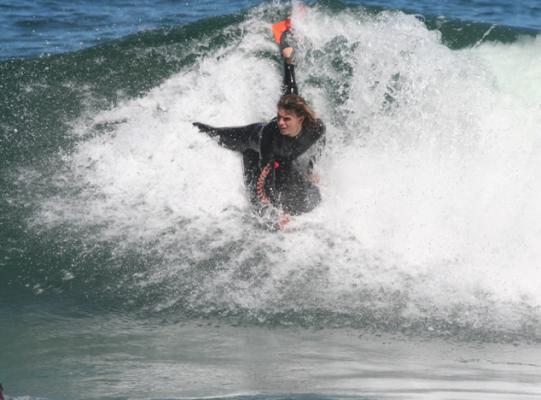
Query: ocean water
[[1, 0, 541, 399]]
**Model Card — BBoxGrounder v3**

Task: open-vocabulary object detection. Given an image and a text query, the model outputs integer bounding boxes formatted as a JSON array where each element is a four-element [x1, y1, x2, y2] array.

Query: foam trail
[[29, 5, 541, 337]]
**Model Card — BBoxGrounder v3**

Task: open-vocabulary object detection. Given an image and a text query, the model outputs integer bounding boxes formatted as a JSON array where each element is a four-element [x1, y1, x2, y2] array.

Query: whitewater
[[20, 5, 541, 336], [1, 2, 541, 399]]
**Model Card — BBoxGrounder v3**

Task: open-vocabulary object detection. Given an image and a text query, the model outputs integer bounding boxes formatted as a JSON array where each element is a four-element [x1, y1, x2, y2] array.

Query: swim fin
[[271, 18, 292, 44]]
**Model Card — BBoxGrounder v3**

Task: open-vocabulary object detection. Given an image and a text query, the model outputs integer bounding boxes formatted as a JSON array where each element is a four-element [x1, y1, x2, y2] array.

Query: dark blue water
[[1, 0, 540, 60], [358, 0, 541, 31], [1, 1, 541, 399], [0, 0, 263, 60]]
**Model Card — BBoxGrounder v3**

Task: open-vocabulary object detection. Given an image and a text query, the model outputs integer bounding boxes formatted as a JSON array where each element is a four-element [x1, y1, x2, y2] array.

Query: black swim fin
[[192, 122, 218, 136]]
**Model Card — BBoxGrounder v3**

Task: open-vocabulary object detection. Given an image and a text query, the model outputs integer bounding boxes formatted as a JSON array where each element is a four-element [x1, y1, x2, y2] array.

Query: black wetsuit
[[193, 60, 325, 215]]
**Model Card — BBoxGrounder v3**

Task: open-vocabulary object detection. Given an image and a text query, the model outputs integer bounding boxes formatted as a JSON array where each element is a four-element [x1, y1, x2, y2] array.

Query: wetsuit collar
[[292, 126, 303, 139]]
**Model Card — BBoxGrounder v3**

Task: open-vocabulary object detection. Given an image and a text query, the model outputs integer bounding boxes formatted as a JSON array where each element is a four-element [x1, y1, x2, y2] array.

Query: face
[[277, 108, 304, 137]]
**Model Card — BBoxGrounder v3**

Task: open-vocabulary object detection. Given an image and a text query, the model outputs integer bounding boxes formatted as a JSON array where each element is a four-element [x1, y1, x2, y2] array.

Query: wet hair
[[277, 94, 317, 125]]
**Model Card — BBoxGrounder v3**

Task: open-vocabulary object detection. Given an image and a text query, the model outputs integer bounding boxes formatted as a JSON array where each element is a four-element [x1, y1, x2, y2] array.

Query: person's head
[[276, 94, 317, 137]]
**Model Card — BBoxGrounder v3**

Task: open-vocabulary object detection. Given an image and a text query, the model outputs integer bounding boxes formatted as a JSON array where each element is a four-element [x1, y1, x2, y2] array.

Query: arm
[[279, 30, 298, 95]]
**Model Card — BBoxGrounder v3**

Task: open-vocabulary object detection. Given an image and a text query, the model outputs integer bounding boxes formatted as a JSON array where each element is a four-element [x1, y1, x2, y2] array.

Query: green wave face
[[0, 13, 246, 167]]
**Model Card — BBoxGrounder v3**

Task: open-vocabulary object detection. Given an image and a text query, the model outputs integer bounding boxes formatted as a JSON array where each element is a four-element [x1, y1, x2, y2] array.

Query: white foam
[[34, 5, 541, 329]]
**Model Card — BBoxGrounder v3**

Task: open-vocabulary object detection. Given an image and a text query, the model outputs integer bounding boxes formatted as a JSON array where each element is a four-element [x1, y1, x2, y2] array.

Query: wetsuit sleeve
[[283, 63, 298, 95], [279, 30, 298, 95]]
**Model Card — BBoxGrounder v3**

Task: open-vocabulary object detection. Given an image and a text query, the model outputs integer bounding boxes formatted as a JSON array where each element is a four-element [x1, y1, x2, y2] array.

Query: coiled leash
[[256, 162, 272, 204], [255, 161, 289, 230]]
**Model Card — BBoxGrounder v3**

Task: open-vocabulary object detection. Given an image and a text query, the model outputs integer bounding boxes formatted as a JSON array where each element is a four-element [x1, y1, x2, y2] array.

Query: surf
[[2, 2, 541, 341]]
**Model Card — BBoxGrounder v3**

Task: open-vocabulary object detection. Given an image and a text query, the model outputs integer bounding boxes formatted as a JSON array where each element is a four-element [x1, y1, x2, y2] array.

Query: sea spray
[[7, 4, 541, 340]]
